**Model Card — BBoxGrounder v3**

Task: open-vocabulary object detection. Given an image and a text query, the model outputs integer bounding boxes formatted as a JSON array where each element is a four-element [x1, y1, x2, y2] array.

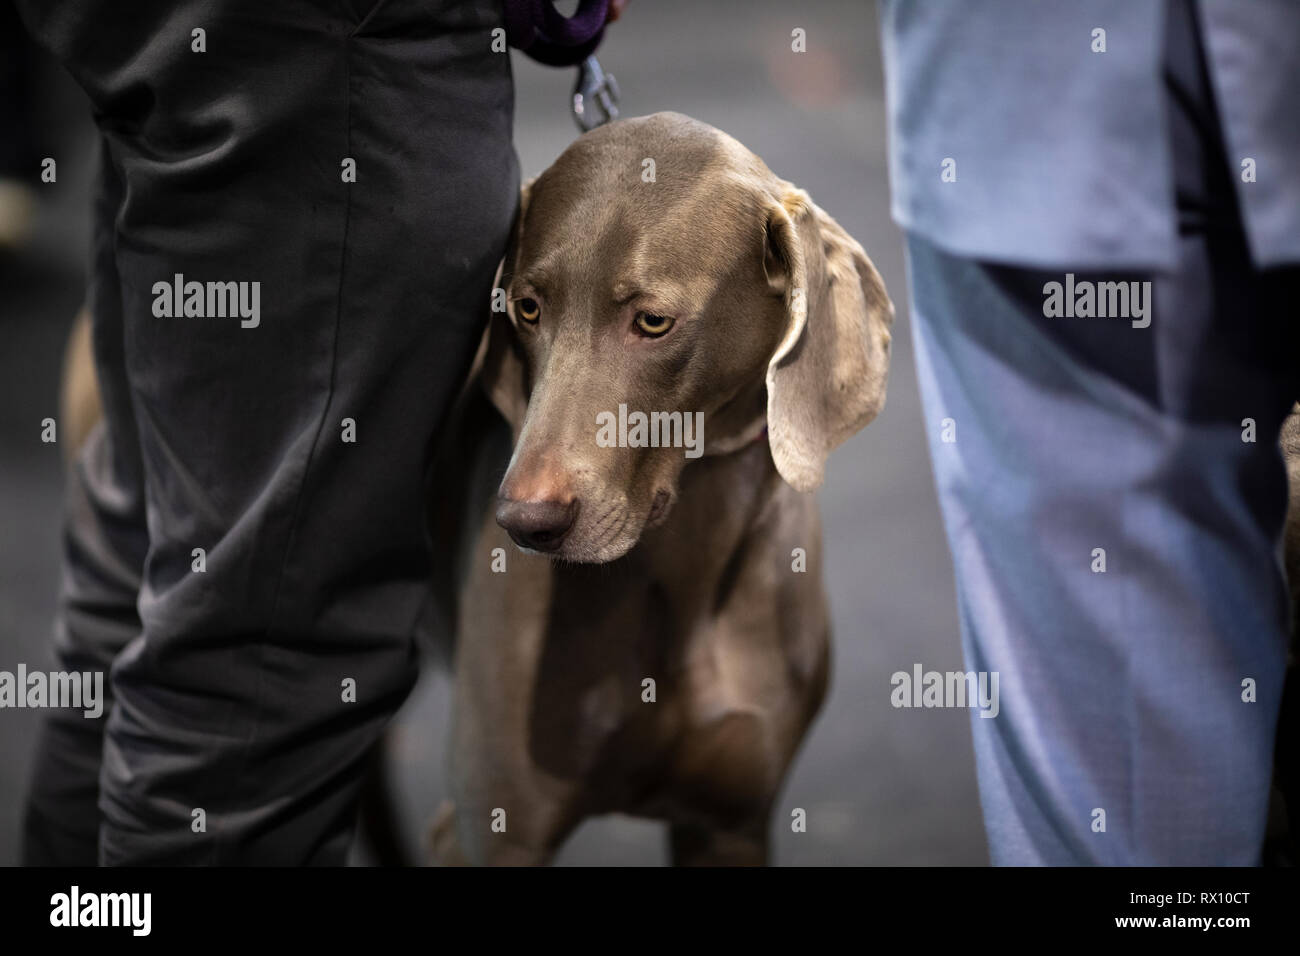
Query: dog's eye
[[633, 311, 675, 337], [517, 298, 541, 323]]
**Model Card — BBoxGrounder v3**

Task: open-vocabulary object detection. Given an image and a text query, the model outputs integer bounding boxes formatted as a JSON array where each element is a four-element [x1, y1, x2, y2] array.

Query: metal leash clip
[[572, 55, 620, 132]]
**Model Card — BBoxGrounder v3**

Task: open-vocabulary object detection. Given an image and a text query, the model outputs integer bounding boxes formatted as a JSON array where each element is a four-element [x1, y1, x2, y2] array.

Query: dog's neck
[[700, 373, 769, 457], [632, 428, 788, 625]]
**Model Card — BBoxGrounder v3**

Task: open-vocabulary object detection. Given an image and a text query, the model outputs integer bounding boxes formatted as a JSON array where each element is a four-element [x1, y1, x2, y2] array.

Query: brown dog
[[427, 112, 894, 865]]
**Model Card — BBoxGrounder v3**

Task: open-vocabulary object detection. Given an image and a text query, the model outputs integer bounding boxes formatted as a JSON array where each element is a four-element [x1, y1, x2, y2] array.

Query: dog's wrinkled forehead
[[513, 113, 778, 299]]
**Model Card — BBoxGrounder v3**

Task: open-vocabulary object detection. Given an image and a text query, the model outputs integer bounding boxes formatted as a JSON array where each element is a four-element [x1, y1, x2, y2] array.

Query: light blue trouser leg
[[906, 229, 1299, 864]]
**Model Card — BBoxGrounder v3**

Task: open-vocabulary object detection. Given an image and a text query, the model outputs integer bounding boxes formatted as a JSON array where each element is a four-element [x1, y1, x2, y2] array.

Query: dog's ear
[[479, 178, 534, 434], [762, 188, 893, 492]]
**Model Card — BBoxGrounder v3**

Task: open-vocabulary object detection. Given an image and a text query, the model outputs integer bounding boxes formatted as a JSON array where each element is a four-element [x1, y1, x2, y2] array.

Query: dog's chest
[[525, 553, 825, 811], [456, 464, 829, 822]]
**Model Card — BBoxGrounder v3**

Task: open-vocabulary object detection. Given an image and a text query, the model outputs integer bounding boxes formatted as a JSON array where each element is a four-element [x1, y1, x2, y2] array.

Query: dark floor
[[0, 0, 987, 866]]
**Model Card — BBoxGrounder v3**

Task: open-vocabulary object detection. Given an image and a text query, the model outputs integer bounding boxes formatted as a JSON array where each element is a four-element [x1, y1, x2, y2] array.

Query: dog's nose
[[496, 497, 578, 553]]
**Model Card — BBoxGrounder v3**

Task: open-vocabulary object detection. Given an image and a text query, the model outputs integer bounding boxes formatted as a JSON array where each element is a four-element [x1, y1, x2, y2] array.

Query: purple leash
[[502, 0, 621, 131], [503, 0, 610, 66]]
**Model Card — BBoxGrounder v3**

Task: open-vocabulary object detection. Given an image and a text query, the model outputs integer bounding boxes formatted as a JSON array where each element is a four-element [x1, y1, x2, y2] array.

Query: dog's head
[[483, 112, 892, 562]]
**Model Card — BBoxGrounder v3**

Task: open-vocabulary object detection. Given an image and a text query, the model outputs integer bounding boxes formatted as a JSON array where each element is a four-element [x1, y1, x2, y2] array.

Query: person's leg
[[19, 0, 517, 864], [23, 141, 147, 866], [911, 239, 1300, 865], [907, 0, 1300, 865]]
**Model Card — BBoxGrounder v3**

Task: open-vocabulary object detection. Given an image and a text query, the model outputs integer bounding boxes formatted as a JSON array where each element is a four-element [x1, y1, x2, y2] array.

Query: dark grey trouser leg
[[23, 140, 147, 866], [18, 0, 517, 865]]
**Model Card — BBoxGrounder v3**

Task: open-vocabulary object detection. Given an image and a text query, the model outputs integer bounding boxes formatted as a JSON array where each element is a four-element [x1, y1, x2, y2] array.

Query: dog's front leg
[[428, 795, 564, 866], [427, 799, 469, 866], [668, 819, 769, 866]]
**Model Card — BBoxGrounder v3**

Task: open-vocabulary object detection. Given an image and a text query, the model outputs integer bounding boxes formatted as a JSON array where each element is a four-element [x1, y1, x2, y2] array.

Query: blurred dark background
[[0, 0, 987, 865]]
